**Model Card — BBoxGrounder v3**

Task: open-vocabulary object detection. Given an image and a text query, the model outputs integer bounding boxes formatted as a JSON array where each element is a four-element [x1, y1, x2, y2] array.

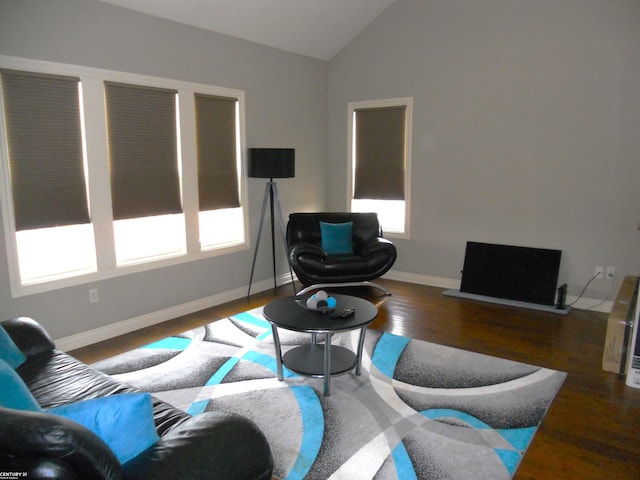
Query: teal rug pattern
[[93, 307, 566, 480]]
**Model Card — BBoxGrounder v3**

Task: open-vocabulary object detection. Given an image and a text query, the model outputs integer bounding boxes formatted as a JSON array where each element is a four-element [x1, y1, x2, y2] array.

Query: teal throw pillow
[[48, 393, 159, 464], [0, 325, 26, 369], [320, 221, 353, 254], [0, 359, 41, 411]]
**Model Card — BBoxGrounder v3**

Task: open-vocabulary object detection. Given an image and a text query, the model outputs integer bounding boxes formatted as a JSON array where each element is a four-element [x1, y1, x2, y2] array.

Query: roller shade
[[195, 93, 240, 210], [1, 69, 90, 231], [105, 81, 182, 220], [354, 105, 406, 200]]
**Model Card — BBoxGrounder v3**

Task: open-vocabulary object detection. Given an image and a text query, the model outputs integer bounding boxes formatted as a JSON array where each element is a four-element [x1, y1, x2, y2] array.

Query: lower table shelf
[[283, 344, 357, 377]]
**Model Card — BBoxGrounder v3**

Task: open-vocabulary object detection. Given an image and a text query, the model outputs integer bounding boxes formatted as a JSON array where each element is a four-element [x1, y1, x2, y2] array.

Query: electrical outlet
[[606, 266, 616, 279], [595, 266, 604, 279], [89, 288, 99, 304]]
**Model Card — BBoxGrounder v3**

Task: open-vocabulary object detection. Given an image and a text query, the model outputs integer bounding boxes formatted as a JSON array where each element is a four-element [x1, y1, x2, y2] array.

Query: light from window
[[351, 199, 405, 234], [114, 214, 186, 265], [16, 224, 97, 285], [199, 207, 245, 250]]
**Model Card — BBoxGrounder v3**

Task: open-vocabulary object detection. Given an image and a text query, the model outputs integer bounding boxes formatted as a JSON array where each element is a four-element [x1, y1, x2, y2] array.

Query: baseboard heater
[[443, 241, 570, 315]]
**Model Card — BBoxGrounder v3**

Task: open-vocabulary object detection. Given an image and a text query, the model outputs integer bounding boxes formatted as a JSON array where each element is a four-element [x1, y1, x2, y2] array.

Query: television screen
[[460, 241, 562, 306]]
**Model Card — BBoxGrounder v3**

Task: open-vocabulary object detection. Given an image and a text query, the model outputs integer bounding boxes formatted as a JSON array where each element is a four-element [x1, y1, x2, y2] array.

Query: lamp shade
[[248, 148, 295, 179]]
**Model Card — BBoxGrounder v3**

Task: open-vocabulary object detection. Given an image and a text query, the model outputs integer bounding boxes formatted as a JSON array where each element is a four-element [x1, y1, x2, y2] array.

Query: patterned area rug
[[93, 307, 566, 479]]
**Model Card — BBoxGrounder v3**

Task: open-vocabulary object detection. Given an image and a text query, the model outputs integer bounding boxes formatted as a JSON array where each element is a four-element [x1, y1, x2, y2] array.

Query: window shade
[[1, 69, 90, 231], [195, 94, 240, 211], [354, 105, 406, 200], [104, 82, 182, 220]]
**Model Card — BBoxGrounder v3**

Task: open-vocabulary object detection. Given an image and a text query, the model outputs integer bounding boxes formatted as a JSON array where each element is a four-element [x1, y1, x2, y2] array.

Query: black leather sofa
[[0, 317, 273, 480], [287, 212, 397, 294]]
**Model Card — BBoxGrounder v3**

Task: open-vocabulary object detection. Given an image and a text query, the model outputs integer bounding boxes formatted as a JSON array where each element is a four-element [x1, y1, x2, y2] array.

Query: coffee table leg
[[324, 332, 332, 396], [271, 324, 283, 381], [356, 326, 367, 375]]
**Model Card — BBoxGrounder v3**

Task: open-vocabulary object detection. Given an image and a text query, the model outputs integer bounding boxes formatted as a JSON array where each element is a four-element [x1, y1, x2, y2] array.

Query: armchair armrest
[[0, 407, 123, 480], [289, 242, 327, 260], [356, 237, 397, 257], [1, 317, 55, 359]]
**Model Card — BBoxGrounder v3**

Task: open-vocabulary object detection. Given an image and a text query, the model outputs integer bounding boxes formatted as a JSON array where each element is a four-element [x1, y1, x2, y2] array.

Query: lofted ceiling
[[98, 0, 396, 60]]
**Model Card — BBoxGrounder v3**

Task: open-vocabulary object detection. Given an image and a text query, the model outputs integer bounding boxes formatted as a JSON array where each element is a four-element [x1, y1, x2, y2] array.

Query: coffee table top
[[263, 294, 378, 334]]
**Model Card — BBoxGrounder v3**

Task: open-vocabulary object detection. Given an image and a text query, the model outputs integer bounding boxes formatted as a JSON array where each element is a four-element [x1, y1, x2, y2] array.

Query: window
[[0, 69, 97, 285], [104, 82, 185, 265], [194, 94, 245, 250], [0, 56, 247, 295], [348, 98, 412, 237]]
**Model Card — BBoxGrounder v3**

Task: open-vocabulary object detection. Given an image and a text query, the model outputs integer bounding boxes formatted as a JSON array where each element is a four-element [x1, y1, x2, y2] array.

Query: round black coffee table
[[263, 294, 378, 396]]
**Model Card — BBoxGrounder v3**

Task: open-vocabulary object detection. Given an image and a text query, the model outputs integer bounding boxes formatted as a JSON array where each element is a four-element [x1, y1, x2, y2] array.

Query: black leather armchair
[[287, 212, 397, 295]]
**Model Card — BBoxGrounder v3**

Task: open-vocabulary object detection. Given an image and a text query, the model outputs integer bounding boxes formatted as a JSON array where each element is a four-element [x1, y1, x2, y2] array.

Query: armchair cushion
[[320, 221, 353, 254], [48, 393, 159, 464]]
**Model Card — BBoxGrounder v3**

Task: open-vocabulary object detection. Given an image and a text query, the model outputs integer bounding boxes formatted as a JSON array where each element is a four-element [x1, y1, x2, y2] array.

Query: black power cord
[[587, 277, 617, 311], [567, 272, 600, 307]]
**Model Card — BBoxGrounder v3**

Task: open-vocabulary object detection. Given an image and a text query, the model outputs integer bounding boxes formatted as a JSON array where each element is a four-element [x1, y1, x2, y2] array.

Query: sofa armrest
[[0, 457, 82, 480], [124, 411, 273, 480], [0, 407, 124, 479], [1, 317, 55, 359]]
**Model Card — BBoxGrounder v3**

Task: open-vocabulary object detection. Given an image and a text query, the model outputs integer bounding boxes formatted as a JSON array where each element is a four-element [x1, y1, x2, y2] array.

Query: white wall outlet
[[595, 266, 604, 279], [606, 266, 616, 279], [89, 288, 99, 303]]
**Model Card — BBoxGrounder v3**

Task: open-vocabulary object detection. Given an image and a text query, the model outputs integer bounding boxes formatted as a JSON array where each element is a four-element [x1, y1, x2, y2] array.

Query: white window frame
[[347, 97, 413, 239], [0, 55, 249, 297]]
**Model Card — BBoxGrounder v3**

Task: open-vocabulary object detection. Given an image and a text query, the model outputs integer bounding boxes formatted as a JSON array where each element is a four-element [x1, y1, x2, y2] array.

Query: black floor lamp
[[247, 148, 297, 297]]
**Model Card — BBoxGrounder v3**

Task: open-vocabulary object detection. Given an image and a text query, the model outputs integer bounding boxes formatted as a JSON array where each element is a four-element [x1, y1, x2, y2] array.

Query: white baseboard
[[383, 270, 460, 290], [384, 270, 613, 314], [55, 274, 292, 351], [57, 270, 611, 351]]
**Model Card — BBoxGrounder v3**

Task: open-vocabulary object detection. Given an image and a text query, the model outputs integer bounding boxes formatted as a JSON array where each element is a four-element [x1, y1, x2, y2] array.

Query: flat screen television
[[460, 241, 562, 306]]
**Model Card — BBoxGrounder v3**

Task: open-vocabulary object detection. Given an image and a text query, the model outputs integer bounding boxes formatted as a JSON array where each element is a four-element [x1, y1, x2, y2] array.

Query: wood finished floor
[[70, 279, 640, 479]]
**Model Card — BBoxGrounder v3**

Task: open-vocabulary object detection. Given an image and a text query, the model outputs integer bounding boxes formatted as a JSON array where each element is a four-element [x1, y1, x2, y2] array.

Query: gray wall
[[328, 0, 640, 300], [1, 0, 639, 341], [0, 0, 327, 339]]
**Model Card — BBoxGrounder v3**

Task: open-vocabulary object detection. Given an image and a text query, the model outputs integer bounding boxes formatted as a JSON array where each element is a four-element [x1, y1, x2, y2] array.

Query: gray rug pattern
[[93, 307, 566, 479]]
